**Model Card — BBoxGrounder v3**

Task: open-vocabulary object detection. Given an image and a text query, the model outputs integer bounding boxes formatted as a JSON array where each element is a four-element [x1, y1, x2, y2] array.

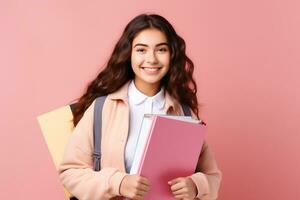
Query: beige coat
[[58, 81, 222, 200]]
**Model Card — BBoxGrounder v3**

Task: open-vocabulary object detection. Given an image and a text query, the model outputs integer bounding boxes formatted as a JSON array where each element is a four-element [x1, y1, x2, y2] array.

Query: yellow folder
[[37, 105, 75, 199]]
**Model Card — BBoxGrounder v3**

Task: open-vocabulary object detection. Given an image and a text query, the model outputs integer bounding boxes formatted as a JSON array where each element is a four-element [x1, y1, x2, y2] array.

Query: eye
[[136, 48, 146, 53], [158, 48, 168, 52]]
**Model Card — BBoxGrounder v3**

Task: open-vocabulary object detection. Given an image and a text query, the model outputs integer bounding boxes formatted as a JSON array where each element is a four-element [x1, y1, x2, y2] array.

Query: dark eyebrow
[[133, 42, 169, 48]]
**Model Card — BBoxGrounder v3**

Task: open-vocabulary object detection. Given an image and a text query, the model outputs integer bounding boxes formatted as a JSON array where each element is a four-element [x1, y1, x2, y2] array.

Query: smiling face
[[131, 28, 171, 95]]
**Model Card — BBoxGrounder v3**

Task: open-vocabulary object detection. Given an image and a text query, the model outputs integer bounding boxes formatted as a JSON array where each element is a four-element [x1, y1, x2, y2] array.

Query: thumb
[[168, 177, 180, 185]]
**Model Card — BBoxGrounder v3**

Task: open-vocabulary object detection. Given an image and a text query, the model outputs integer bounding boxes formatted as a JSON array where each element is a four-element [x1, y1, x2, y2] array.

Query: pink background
[[1, 0, 299, 199]]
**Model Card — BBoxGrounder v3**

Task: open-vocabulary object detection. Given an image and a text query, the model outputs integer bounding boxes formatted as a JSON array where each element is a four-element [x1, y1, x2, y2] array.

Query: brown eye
[[158, 48, 168, 52], [136, 48, 146, 53]]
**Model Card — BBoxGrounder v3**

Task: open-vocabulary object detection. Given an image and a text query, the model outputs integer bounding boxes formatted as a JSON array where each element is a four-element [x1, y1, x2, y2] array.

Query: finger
[[137, 183, 150, 193], [139, 176, 151, 186], [168, 177, 184, 185], [170, 181, 185, 192], [174, 194, 185, 200], [135, 190, 147, 198], [172, 187, 187, 195], [135, 188, 150, 200], [131, 192, 144, 200]]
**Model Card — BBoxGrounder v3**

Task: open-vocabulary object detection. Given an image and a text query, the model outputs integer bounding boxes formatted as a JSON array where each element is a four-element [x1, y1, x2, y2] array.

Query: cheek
[[158, 53, 170, 64], [132, 55, 144, 68], [161, 57, 170, 70]]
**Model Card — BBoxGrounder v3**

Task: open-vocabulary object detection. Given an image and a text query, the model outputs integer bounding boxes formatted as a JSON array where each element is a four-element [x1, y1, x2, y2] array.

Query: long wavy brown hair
[[72, 13, 199, 126]]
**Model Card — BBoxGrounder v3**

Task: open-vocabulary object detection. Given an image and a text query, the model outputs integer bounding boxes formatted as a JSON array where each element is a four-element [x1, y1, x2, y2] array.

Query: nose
[[146, 50, 158, 64]]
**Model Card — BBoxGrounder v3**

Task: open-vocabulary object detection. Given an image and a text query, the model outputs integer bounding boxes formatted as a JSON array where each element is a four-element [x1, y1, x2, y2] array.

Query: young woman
[[59, 13, 222, 200]]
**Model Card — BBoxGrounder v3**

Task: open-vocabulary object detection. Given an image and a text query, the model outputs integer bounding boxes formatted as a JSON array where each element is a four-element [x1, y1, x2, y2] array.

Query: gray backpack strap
[[93, 96, 107, 171], [181, 104, 206, 125], [181, 104, 191, 116]]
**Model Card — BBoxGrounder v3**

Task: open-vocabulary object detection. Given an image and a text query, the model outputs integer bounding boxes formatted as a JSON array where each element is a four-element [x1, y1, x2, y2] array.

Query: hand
[[168, 177, 198, 200], [120, 174, 151, 200]]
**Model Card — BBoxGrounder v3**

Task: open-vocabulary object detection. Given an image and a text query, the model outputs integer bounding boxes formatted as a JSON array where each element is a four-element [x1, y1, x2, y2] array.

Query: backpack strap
[[181, 104, 206, 125], [181, 104, 191, 116], [92, 96, 107, 171]]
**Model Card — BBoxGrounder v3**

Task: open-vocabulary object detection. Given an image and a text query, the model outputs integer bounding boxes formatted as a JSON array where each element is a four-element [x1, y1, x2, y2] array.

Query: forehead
[[132, 28, 168, 46]]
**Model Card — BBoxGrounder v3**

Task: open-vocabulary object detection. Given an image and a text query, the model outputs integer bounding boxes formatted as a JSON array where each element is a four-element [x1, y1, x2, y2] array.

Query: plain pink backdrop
[[1, 0, 299, 199]]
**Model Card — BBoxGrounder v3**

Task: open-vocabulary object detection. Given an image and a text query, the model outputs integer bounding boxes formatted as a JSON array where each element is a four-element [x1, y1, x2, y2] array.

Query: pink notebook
[[129, 115, 206, 199]]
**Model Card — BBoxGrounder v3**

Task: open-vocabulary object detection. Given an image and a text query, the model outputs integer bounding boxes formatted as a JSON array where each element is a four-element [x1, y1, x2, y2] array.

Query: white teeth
[[143, 68, 160, 72]]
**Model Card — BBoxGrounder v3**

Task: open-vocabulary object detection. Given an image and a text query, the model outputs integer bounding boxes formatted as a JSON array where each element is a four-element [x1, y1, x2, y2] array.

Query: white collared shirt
[[124, 80, 166, 173]]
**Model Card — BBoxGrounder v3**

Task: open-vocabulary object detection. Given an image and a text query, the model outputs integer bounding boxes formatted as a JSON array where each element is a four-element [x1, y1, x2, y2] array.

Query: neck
[[134, 78, 161, 97]]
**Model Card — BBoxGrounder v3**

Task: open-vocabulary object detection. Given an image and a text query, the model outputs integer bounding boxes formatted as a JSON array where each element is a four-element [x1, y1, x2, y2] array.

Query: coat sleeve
[[189, 141, 222, 200], [188, 111, 222, 200], [58, 100, 127, 200]]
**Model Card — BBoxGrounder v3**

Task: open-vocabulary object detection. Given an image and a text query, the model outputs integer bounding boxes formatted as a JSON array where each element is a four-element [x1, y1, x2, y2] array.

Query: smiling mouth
[[140, 66, 162, 71], [139, 66, 163, 74]]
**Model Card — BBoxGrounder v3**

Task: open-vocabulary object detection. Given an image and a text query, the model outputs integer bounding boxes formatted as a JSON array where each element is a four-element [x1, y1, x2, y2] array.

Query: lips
[[140, 66, 162, 69], [141, 66, 161, 68], [140, 66, 162, 74]]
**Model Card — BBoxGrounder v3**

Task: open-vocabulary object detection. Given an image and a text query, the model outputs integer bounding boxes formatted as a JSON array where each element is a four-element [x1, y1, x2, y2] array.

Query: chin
[[140, 77, 163, 85]]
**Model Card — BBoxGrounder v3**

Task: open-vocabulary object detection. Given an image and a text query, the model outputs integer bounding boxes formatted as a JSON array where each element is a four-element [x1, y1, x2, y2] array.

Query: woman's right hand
[[119, 174, 151, 200]]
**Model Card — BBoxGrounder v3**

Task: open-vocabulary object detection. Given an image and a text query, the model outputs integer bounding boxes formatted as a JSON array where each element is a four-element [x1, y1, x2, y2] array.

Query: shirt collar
[[107, 79, 180, 114], [128, 80, 165, 110]]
